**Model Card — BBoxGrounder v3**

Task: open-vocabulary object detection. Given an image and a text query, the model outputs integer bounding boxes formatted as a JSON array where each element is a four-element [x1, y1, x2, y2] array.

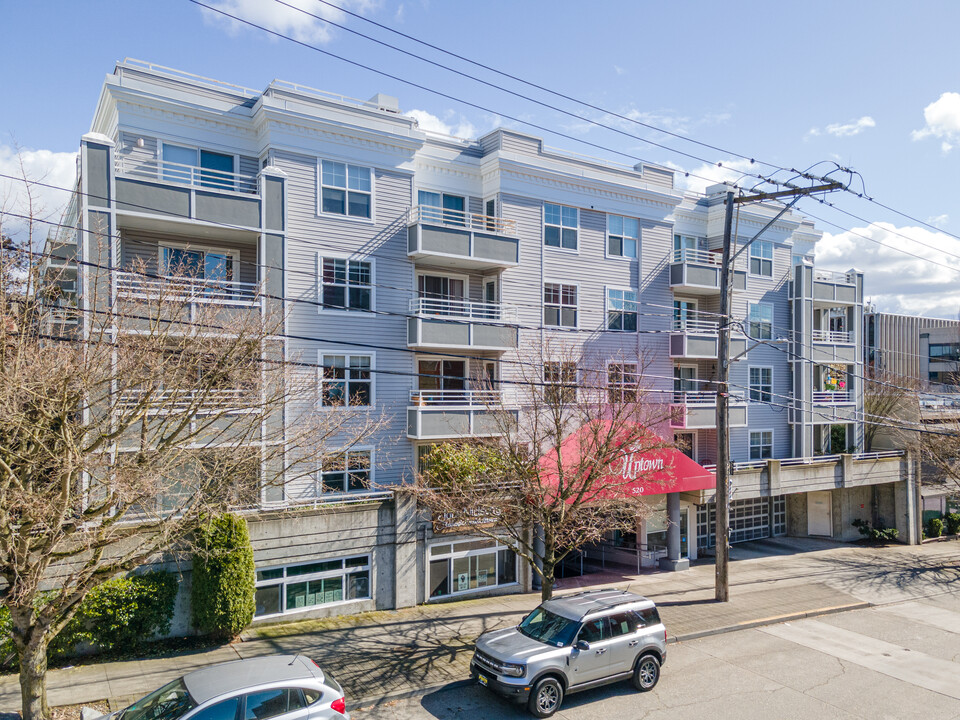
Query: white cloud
[[808, 116, 875, 140], [912, 92, 960, 152], [816, 222, 960, 319], [200, 0, 376, 44], [613, 65, 626, 76], [927, 214, 949, 228], [0, 144, 78, 247], [406, 109, 477, 139], [394, 3, 405, 22]]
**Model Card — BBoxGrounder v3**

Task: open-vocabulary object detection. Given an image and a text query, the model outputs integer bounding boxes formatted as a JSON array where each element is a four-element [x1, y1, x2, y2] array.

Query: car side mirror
[[575, 639, 590, 651]]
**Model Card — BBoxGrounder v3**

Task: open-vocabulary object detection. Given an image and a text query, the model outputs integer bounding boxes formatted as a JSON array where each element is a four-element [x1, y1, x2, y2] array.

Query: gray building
[[42, 60, 919, 630], [866, 310, 960, 385]]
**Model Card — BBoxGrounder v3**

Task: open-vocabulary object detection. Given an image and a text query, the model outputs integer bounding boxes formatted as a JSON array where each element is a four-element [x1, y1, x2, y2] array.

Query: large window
[[608, 363, 639, 403], [320, 257, 372, 311], [606, 288, 638, 332], [418, 190, 466, 226], [929, 343, 960, 362], [750, 240, 773, 277], [544, 203, 578, 250], [544, 361, 577, 404], [607, 215, 639, 258], [749, 367, 772, 403], [161, 143, 236, 190], [320, 450, 372, 493], [544, 283, 577, 327], [750, 430, 773, 460], [748, 303, 774, 340], [319, 160, 372, 218], [320, 353, 373, 407], [428, 539, 517, 599], [674, 234, 699, 262], [254, 555, 371, 617], [161, 245, 237, 285]]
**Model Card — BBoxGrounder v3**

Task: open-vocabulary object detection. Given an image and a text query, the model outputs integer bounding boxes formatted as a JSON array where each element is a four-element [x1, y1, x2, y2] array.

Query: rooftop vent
[[368, 93, 400, 113]]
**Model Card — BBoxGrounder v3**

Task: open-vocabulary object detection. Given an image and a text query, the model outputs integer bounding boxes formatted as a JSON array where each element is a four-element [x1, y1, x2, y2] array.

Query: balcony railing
[[672, 315, 719, 333], [814, 269, 857, 285], [115, 156, 259, 195], [117, 388, 252, 412], [813, 390, 851, 403], [407, 205, 517, 236], [115, 271, 259, 306], [409, 297, 518, 323], [672, 390, 745, 405], [410, 389, 502, 407], [671, 248, 721, 266], [812, 329, 853, 344]]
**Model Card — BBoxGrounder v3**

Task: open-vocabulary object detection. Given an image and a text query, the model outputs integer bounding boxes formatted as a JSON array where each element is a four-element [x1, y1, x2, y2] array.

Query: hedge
[[191, 513, 255, 639]]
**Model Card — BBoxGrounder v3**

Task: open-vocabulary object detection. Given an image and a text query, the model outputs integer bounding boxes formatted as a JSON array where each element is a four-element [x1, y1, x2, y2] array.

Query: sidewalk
[[1, 538, 957, 713]]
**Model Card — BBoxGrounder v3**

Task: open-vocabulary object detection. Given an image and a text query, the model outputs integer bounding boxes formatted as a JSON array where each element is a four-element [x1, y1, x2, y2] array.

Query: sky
[[2, 0, 960, 318]]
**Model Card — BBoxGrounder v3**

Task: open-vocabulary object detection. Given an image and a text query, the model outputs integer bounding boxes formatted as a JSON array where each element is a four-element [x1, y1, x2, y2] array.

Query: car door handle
[[628, 640, 639, 647], [596, 648, 606, 654]]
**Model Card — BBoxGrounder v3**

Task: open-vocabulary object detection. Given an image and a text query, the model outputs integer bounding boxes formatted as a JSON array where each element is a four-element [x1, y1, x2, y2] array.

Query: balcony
[[669, 391, 748, 429], [812, 329, 853, 344], [406, 206, 519, 270], [117, 388, 253, 414], [794, 268, 859, 306], [115, 271, 260, 326], [670, 315, 718, 359], [407, 298, 518, 351], [669, 249, 747, 296], [407, 389, 507, 439], [114, 156, 261, 229], [808, 390, 858, 424], [810, 328, 857, 363]]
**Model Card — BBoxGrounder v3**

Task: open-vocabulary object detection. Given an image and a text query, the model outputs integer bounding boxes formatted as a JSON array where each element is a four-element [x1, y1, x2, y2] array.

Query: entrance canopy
[[540, 420, 715, 502]]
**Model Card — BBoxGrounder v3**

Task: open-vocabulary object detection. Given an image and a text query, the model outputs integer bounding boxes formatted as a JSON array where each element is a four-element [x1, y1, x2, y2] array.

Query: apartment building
[[43, 59, 918, 629], [866, 310, 960, 385]]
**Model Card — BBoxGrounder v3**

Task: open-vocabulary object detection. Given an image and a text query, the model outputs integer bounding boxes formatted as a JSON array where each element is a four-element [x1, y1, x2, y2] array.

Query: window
[[161, 245, 237, 285], [161, 144, 236, 190], [750, 430, 773, 460], [607, 288, 638, 332], [579, 618, 606, 643], [319, 160, 372, 218], [749, 367, 772, 403], [608, 363, 639, 403], [418, 190, 465, 226], [608, 215, 639, 258], [320, 257, 372, 311], [242, 689, 290, 720], [544, 283, 577, 327], [674, 234, 699, 262], [750, 240, 773, 277], [544, 361, 577, 404], [320, 450, 372, 493], [254, 555, 371, 617], [607, 612, 636, 637], [320, 354, 373, 407], [748, 303, 773, 340], [428, 539, 517, 599], [930, 343, 960, 362], [673, 299, 698, 330], [544, 203, 578, 250], [191, 698, 239, 720]]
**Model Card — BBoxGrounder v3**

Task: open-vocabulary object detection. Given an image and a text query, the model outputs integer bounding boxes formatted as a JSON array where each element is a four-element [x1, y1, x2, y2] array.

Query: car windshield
[[517, 607, 580, 647], [119, 678, 196, 720]]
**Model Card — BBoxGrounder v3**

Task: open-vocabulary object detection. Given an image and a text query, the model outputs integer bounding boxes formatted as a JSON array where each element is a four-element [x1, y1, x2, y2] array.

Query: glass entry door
[[680, 508, 689, 559]]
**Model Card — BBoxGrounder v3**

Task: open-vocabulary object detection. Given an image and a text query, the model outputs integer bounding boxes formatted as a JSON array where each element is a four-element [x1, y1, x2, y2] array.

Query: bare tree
[[409, 341, 674, 601], [864, 371, 920, 452], [0, 176, 382, 720]]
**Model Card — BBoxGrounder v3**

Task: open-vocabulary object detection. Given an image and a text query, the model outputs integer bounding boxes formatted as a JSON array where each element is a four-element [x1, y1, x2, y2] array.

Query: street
[[355, 590, 960, 720]]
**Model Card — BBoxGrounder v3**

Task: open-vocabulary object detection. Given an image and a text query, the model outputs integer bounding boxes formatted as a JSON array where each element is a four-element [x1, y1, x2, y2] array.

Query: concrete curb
[[349, 600, 872, 710]]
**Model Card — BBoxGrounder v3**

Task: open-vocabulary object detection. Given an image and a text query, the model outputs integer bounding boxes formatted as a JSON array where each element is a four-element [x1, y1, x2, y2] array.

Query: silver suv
[[470, 589, 666, 718]]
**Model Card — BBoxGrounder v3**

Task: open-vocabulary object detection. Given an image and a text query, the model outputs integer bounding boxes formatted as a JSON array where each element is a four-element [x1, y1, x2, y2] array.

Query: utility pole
[[715, 180, 843, 603]]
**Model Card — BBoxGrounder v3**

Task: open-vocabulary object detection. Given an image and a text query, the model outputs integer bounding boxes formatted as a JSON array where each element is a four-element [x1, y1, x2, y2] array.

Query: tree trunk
[[540, 537, 556, 601], [17, 637, 50, 720]]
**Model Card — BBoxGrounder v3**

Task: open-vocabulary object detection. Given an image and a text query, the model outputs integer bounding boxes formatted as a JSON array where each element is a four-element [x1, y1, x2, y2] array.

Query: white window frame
[[417, 189, 467, 226], [749, 429, 774, 460], [544, 360, 578, 403], [674, 431, 697, 461], [749, 240, 774, 277], [158, 240, 241, 286], [607, 361, 640, 403], [543, 281, 579, 329], [253, 554, 372, 619], [674, 364, 699, 393], [748, 366, 773, 404], [318, 446, 375, 495], [543, 202, 579, 252], [605, 286, 639, 333], [748, 302, 774, 340], [317, 350, 376, 409], [426, 538, 518, 601], [316, 253, 376, 314], [155, 139, 254, 194], [606, 214, 640, 260], [316, 159, 374, 222], [415, 271, 471, 301], [673, 234, 700, 262]]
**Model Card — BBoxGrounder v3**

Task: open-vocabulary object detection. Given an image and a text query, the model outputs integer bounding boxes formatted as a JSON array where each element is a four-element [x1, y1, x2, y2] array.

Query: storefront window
[[645, 498, 668, 550], [254, 555, 370, 617], [428, 539, 518, 599]]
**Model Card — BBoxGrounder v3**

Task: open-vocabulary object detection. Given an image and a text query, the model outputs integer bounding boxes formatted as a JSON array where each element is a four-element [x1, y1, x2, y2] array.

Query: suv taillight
[[331, 697, 346, 714], [664, 628, 668, 643]]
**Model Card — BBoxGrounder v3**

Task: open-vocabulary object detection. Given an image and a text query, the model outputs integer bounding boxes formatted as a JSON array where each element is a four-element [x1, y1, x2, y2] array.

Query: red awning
[[540, 420, 716, 501]]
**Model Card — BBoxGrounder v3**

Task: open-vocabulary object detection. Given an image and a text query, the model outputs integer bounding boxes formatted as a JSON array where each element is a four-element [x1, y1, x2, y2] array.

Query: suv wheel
[[633, 654, 660, 691], [528, 676, 563, 718]]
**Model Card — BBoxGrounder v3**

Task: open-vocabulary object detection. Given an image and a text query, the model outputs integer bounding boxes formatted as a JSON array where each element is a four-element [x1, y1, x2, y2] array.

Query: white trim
[[316, 158, 375, 224], [747, 365, 774, 404], [747, 302, 774, 340], [317, 349, 376, 409], [673, 363, 699, 392], [604, 285, 640, 333], [542, 201, 580, 254], [415, 269, 471, 300], [749, 428, 775, 460], [543, 279, 580, 329], [316, 251, 376, 315], [156, 240, 241, 287], [317, 445, 376, 496], [748, 239, 774, 278], [673, 430, 698, 462], [604, 213, 640, 261]]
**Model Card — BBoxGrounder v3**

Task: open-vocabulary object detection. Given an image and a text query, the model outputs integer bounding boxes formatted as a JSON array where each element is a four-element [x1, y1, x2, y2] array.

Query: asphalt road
[[354, 590, 960, 720]]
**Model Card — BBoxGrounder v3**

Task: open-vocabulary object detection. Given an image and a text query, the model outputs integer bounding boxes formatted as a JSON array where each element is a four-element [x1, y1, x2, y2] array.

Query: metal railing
[[409, 389, 502, 407], [813, 269, 857, 285], [115, 271, 259, 306], [407, 205, 517, 236], [812, 329, 853, 343], [114, 156, 259, 195], [117, 388, 251, 412], [671, 248, 721, 266], [409, 297, 518, 323], [812, 390, 851, 403], [672, 390, 745, 405], [672, 315, 719, 332]]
